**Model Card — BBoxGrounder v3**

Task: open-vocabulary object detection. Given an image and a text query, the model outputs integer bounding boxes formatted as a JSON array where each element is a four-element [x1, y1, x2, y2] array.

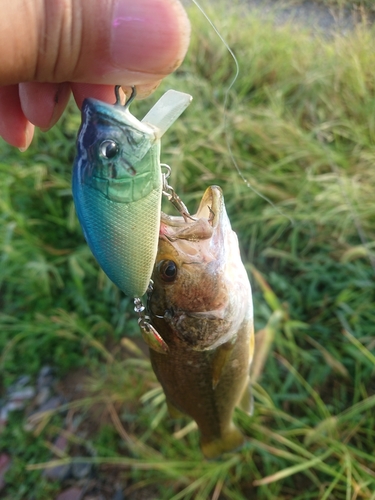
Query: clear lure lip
[[141, 89, 192, 137]]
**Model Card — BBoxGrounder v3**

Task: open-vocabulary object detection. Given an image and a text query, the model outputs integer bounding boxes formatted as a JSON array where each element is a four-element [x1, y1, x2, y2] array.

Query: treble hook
[[134, 288, 169, 354], [114, 85, 137, 108], [161, 164, 196, 221]]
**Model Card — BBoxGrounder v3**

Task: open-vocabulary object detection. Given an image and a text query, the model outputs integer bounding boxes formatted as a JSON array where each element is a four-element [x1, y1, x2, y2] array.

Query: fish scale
[[75, 185, 161, 298]]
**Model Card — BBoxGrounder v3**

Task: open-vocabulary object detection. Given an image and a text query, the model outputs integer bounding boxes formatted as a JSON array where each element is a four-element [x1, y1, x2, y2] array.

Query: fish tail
[[200, 423, 245, 459]]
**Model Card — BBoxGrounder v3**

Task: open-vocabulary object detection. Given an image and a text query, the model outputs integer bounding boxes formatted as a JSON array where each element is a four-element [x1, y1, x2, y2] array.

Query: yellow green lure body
[[72, 88, 192, 298]]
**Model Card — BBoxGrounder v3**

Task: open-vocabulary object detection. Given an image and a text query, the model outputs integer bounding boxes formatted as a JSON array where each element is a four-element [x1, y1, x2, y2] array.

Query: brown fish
[[147, 186, 254, 459]]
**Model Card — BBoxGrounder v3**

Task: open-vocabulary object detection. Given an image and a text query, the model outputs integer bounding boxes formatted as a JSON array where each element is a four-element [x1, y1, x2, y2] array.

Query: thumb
[[0, 0, 190, 86], [0, 0, 190, 149]]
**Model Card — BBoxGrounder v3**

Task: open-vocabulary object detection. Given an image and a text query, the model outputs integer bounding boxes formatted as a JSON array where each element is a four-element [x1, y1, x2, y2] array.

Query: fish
[[147, 185, 254, 458], [72, 88, 192, 298]]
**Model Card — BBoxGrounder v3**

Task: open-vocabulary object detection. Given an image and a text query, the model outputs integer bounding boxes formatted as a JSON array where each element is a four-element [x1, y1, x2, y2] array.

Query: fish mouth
[[194, 185, 224, 229], [158, 185, 231, 279], [161, 186, 225, 229]]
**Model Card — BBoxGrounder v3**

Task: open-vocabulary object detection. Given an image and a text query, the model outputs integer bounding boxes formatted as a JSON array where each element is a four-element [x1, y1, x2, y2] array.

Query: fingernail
[[111, 0, 189, 74], [39, 104, 59, 132], [18, 122, 34, 152]]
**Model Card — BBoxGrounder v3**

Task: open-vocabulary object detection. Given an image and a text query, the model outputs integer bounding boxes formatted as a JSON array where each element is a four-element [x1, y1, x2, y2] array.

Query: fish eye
[[158, 260, 177, 282], [99, 140, 119, 159]]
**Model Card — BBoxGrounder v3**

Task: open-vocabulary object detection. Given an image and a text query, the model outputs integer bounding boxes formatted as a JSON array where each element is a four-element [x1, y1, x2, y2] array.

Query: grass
[[1, 1, 375, 498], [315, 0, 375, 12]]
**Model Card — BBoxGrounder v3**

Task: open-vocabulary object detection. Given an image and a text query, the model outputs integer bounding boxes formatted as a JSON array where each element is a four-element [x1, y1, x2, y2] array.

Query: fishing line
[[189, 2, 374, 267], [190, 0, 294, 226]]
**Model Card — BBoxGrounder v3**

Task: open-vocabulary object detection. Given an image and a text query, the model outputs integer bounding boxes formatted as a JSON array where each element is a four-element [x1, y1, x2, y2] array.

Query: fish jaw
[[151, 186, 253, 350], [72, 98, 162, 298]]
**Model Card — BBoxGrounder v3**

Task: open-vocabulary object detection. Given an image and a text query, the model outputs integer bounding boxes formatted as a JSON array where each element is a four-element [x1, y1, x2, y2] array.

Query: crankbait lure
[[72, 87, 192, 299]]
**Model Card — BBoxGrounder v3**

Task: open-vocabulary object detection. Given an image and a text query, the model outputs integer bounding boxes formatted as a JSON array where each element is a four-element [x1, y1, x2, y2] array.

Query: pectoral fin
[[211, 342, 235, 390], [238, 377, 254, 416]]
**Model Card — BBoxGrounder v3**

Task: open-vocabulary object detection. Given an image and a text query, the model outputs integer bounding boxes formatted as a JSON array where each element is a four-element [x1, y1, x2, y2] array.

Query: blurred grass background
[[1, 1, 375, 498]]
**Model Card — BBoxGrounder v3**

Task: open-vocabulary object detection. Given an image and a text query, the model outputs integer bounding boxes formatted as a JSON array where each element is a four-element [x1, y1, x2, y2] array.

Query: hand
[[0, 0, 190, 150]]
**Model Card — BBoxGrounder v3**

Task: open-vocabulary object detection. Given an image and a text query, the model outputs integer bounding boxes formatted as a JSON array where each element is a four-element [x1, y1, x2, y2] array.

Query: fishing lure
[[72, 86, 192, 301]]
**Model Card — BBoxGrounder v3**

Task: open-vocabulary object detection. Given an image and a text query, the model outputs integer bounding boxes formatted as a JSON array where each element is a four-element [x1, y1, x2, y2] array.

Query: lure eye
[[99, 140, 119, 159], [158, 260, 178, 282]]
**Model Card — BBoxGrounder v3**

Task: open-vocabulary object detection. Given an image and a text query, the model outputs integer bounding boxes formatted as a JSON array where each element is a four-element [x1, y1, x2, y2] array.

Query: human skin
[[0, 0, 190, 149]]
